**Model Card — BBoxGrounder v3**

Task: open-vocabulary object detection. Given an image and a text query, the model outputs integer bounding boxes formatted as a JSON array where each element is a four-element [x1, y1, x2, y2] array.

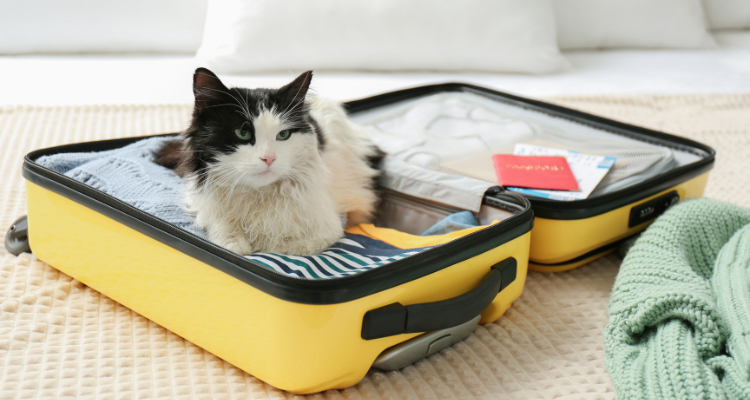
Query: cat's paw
[[216, 235, 254, 255]]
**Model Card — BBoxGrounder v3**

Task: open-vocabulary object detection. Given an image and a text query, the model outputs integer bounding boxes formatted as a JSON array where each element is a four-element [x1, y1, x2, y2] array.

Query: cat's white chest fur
[[186, 95, 378, 256]]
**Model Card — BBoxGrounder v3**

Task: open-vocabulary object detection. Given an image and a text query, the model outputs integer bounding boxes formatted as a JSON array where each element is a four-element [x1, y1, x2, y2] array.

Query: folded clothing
[[35, 137, 484, 280], [605, 199, 750, 399], [420, 211, 479, 236]]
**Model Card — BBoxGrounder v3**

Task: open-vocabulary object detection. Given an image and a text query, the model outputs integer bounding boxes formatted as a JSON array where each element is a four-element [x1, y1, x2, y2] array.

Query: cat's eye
[[234, 127, 252, 141], [276, 130, 292, 141]]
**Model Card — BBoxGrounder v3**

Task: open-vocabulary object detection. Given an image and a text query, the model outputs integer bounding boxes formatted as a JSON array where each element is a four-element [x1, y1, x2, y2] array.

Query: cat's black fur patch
[[155, 68, 323, 186], [366, 147, 386, 211], [307, 115, 325, 150]]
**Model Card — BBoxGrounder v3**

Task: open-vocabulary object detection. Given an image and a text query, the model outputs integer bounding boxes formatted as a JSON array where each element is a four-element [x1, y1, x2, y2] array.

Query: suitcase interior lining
[[350, 91, 706, 203], [376, 188, 515, 236]]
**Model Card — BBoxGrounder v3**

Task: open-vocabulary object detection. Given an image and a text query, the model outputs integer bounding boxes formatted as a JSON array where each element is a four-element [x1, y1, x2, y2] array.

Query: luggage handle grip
[[361, 258, 517, 340]]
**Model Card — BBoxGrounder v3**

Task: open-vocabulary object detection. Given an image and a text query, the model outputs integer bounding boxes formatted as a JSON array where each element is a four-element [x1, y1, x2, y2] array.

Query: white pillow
[[196, 0, 570, 74], [552, 0, 716, 49], [704, 0, 750, 30], [0, 0, 208, 54]]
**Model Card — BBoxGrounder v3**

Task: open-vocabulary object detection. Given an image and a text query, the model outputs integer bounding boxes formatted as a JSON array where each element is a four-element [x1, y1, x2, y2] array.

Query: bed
[[1, 31, 749, 399]]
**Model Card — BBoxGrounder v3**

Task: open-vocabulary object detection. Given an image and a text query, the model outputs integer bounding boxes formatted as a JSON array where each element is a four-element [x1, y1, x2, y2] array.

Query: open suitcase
[[6, 83, 714, 394], [13, 138, 534, 394]]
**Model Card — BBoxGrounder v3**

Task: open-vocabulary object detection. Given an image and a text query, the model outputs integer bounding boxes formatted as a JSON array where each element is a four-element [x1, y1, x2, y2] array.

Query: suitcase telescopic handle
[[361, 258, 517, 340]]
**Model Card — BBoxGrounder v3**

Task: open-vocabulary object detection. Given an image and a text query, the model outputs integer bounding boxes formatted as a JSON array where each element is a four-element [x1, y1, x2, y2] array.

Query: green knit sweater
[[605, 199, 750, 400]]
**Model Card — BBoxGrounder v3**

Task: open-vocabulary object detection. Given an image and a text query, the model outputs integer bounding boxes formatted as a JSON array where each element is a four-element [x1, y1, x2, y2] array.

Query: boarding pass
[[507, 144, 616, 201]]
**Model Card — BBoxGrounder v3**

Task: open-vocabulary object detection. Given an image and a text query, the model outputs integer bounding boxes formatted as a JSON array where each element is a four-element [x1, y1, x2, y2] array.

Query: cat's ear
[[277, 71, 313, 108], [193, 68, 229, 112]]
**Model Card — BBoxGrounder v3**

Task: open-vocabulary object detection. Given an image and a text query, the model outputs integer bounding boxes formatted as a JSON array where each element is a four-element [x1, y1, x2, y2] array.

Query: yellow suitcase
[[13, 133, 534, 394]]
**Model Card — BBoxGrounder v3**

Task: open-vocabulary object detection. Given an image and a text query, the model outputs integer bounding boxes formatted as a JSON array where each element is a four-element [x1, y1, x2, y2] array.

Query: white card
[[507, 144, 616, 201]]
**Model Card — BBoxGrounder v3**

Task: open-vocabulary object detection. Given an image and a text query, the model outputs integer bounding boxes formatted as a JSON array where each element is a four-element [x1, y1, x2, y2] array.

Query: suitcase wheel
[[5, 215, 31, 256]]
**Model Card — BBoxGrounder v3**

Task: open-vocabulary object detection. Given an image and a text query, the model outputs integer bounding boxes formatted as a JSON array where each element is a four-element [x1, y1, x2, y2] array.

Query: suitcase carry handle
[[361, 258, 517, 340]]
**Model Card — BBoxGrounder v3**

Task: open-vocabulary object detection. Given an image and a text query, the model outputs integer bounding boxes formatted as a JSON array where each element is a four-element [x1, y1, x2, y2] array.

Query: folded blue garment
[[37, 137, 201, 236], [421, 211, 479, 236], [35, 137, 475, 279]]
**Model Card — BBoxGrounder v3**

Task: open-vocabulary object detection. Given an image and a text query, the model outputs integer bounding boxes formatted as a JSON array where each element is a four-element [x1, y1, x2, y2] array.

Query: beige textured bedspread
[[1, 94, 748, 399]]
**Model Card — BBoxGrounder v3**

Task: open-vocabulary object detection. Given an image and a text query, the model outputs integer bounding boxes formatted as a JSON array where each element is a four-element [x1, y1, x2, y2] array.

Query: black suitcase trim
[[345, 83, 715, 220], [23, 137, 534, 305]]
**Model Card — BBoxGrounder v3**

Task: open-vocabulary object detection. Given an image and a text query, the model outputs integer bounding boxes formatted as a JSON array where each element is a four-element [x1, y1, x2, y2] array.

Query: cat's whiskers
[[198, 86, 253, 120], [278, 75, 309, 118], [227, 168, 248, 199], [277, 104, 305, 124], [236, 89, 253, 121], [244, 91, 251, 119], [200, 172, 238, 202], [196, 163, 234, 190], [198, 102, 246, 114], [233, 109, 253, 120]]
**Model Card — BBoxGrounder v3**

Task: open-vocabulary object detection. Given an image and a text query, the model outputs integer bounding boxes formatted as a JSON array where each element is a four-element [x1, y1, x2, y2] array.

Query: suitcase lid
[[345, 83, 715, 220]]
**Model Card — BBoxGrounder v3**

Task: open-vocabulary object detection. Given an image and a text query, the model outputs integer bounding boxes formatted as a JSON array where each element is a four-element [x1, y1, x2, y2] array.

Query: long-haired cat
[[156, 68, 381, 256]]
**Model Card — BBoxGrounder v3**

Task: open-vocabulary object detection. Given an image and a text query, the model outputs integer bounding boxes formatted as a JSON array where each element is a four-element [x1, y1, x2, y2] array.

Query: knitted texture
[[36, 136, 200, 235], [605, 199, 750, 400]]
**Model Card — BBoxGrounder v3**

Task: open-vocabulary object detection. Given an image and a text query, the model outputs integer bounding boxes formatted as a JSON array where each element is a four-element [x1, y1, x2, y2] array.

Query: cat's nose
[[261, 156, 275, 166]]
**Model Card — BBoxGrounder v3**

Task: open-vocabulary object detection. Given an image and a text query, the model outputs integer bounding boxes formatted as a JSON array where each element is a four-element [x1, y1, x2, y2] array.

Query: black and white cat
[[156, 68, 381, 256]]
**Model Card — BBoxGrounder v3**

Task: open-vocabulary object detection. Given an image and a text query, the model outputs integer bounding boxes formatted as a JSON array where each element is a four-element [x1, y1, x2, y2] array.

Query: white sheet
[[0, 32, 748, 106]]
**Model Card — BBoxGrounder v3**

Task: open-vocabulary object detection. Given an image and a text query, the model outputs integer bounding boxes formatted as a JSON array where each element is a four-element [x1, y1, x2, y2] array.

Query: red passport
[[492, 155, 579, 191]]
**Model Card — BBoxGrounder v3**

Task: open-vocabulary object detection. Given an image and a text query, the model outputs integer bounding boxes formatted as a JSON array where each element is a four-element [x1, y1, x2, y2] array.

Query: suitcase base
[[24, 179, 531, 394]]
